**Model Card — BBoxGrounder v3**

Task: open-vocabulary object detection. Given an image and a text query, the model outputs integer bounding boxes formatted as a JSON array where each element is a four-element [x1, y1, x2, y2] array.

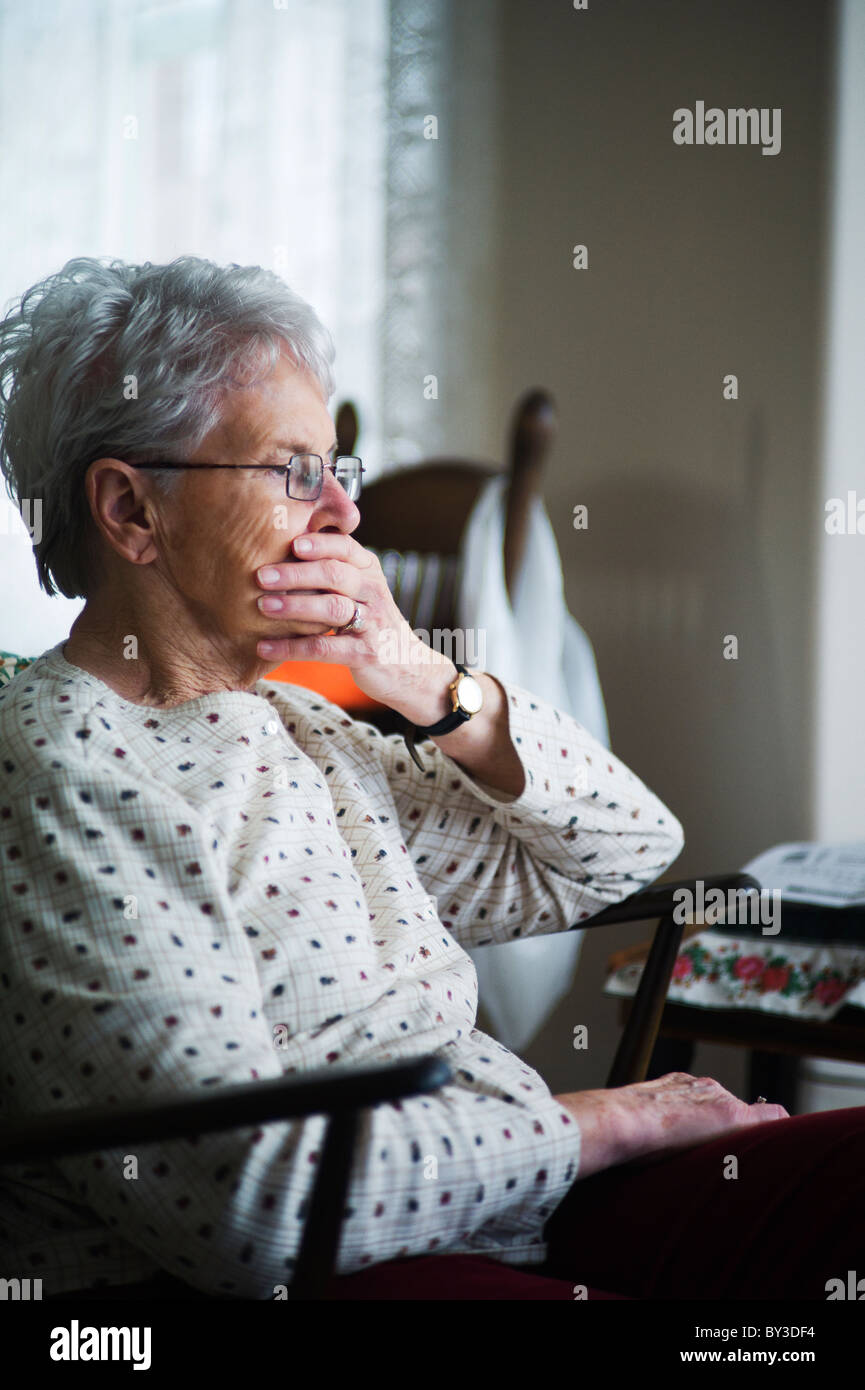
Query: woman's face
[[145, 352, 360, 652]]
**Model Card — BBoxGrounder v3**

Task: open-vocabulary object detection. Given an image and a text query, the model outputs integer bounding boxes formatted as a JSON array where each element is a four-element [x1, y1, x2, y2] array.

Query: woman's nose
[[312, 465, 361, 531]]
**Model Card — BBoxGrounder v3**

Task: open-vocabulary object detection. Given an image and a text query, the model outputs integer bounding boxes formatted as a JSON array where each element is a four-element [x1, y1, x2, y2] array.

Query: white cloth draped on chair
[[456, 474, 610, 1052]]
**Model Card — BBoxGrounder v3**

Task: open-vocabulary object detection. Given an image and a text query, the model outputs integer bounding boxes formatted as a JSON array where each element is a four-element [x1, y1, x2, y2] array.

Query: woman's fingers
[[256, 589, 357, 627], [747, 1101, 789, 1121]]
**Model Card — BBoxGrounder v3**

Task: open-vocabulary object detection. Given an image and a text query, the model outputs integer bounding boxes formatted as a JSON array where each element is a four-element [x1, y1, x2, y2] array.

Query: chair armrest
[[0, 1054, 454, 1301], [596, 875, 761, 1089], [581, 873, 762, 929], [0, 1054, 453, 1165]]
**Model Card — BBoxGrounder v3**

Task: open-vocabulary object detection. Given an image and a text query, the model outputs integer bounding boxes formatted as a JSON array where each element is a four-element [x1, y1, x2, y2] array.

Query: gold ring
[[338, 603, 363, 633]]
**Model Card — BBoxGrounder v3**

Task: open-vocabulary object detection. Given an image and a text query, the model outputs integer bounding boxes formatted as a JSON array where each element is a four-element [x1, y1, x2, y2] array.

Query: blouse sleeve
[[0, 757, 583, 1294], [356, 677, 685, 950]]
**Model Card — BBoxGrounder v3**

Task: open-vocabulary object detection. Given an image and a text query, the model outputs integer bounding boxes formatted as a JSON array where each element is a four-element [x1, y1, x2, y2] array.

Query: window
[[0, 0, 389, 472]]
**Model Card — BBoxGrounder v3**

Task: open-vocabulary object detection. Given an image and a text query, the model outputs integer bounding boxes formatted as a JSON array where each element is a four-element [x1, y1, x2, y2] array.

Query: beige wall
[[458, 0, 836, 1094], [816, 0, 865, 840]]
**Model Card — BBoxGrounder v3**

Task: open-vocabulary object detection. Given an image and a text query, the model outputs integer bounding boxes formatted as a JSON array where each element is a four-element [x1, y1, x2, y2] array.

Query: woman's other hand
[[552, 1073, 789, 1179]]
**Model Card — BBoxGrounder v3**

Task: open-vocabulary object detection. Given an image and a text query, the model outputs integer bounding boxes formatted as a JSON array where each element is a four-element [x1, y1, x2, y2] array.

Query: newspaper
[[742, 842, 865, 908]]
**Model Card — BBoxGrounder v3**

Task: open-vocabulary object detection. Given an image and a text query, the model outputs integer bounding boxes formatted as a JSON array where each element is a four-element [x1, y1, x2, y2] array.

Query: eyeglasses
[[128, 455, 364, 502]]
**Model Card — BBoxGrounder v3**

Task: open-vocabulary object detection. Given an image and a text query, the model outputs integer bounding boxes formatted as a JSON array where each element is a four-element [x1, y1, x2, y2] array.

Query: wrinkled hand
[[552, 1073, 789, 1180], [255, 531, 452, 710]]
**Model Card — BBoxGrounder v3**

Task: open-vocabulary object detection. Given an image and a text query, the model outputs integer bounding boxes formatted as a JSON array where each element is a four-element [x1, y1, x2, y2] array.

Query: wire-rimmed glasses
[[127, 454, 364, 502]]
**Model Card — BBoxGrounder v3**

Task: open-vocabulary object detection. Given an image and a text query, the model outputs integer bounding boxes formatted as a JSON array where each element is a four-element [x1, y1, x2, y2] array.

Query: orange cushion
[[264, 661, 383, 710]]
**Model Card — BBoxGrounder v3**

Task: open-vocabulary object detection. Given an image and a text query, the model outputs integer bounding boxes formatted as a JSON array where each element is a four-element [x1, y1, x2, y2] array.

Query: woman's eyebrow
[[260, 438, 339, 461]]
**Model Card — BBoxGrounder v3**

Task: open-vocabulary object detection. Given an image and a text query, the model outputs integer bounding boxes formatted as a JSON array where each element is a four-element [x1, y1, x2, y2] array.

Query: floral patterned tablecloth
[[0, 651, 34, 687], [605, 930, 865, 1019]]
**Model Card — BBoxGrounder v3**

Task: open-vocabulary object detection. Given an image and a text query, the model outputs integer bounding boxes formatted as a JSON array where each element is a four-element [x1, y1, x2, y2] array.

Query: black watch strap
[[402, 665, 471, 771]]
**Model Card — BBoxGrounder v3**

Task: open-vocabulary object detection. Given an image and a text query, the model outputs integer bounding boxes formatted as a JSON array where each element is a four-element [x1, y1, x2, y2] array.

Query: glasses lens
[[334, 456, 362, 501], [288, 454, 322, 499]]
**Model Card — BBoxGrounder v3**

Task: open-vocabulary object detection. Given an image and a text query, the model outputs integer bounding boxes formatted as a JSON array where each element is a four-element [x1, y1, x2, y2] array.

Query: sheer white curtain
[[0, 0, 389, 426]]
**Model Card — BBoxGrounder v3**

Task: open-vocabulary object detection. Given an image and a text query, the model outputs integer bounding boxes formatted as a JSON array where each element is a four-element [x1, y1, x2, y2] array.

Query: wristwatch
[[403, 664, 484, 770]]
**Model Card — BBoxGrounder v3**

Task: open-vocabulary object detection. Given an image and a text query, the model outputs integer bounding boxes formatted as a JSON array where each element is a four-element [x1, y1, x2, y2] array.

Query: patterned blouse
[[0, 644, 683, 1297]]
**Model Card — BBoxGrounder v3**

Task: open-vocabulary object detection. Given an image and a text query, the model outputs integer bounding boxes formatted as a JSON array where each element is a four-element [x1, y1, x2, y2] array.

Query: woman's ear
[[84, 458, 162, 567]]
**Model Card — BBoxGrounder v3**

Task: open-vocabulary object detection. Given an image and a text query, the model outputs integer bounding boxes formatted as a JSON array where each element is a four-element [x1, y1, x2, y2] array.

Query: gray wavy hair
[[0, 255, 336, 598]]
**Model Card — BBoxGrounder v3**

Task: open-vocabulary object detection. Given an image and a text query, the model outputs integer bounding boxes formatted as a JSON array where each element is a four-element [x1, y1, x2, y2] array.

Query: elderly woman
[[0, 257, 862, 1304]]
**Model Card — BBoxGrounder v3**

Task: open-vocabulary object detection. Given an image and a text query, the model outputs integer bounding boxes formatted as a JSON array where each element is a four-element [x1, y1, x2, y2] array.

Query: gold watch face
[[455, 673, 484, 715]]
